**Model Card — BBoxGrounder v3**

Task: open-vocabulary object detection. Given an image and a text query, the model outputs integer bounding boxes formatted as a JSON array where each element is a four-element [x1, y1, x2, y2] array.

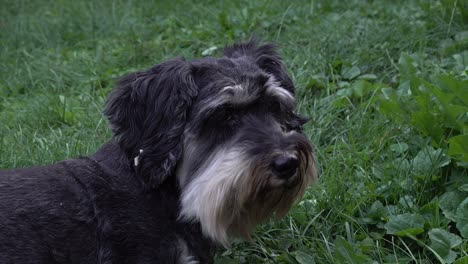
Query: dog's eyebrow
[[192, 54, 296, 123], [196, 74, 295, 119], [264, 75, 295, 104], [197, 87, 257, 116]]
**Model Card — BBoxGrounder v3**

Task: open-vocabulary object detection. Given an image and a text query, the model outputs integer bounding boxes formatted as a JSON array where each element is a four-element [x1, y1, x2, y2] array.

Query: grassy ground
[[1, 0, 467, 263]]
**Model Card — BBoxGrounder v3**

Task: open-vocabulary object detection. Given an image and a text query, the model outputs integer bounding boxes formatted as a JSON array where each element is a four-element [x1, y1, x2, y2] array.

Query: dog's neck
[[92, 140, 217, 260], [92, 140, 134, 175]]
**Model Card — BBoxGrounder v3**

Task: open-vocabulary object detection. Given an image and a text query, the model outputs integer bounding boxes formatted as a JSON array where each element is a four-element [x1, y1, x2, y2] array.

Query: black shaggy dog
[[0, 41, 317, 263]]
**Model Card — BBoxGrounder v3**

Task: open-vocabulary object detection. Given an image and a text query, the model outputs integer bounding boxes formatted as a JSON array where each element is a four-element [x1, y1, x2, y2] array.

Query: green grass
[[1, 0, 467, 263]]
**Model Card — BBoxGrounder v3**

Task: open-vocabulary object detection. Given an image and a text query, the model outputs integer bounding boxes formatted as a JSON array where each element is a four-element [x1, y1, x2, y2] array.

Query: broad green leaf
[[378, 99, 406, 120], [384, 213, 425, 236], [367, 201, 386, 220], [361, 201, 386, 225], [380, 87, 398, 100], [58, 95, 66, 104], [276, 252, 297, 263], [420, 201, 445, 228], [460, 184, 468, 192], [397, 79, 412, 97], [454, 30, 468, 41], [305, 75, 327, 90], [351, 80, 372, 97], [454, 256, 468, 264], [440, 191, 465, 221], [452, 50, 468, 73], [435, 75, 468, 105], [357, 237, 375, 254], [398, 53, 419, 79], [334, 236, 371, 263], [337, 87, 353, 97], [294, 251, 316, 264], [425, 82, 467, 131], [448, 135, 468, 162], [377, 88, 407, 121], [399, 195, 416, 210], [384, 205, 401, 216], [338, 81, 351, 88], [412, 147, 451, 175], [390, 143, 409, 154], [428, 228, 462, 264], [411, 111, 444, 144], [455, 198, 468, 239], [342, 66, 361, 80]]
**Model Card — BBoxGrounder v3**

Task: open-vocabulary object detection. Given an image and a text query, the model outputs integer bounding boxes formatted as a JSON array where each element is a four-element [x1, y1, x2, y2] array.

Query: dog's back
[[0, 160, 99, 263], [0, 142, 212, 264]]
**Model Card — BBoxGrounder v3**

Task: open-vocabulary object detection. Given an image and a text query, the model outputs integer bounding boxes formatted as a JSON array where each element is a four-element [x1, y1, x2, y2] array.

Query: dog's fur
[[0, 41, 317, 263]]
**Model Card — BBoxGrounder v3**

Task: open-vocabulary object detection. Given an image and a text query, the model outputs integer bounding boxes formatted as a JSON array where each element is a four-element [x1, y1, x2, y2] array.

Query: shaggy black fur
[[0, 142, 213, 263], [0, 40, 306, 263]]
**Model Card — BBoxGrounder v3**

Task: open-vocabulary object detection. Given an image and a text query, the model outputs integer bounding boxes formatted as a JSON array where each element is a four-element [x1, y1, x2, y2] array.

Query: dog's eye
[[268, 100, 282, 113], [219, 108, 233, 120], [257, 55, 280, 68], [211, 107, 236, 124], [297, 115, 310, 126], [280, 114, 309, 133], [289, 115, 310, 132], [200, 108, 237, 137], [284, 123, 302, 133]]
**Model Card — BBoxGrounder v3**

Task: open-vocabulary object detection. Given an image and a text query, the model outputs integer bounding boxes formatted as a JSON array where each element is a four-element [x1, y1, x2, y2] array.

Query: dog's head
[[104, 41, 317, 245]]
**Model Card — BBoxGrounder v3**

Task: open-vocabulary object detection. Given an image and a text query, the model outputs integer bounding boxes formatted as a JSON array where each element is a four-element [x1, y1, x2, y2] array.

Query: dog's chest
[[177, 236, 199, 264]]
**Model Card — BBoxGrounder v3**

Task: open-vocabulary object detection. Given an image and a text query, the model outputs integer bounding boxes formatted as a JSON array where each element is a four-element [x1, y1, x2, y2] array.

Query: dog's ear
[[224, 40, 294, 94], [104, 58, 198, 188]]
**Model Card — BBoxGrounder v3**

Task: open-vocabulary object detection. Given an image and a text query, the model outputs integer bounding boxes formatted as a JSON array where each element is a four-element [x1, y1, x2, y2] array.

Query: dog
[[0, 41, 317, 263]]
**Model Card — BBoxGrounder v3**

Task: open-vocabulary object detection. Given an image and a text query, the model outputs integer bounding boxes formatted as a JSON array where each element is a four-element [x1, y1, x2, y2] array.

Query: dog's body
[[1, 143, 212, 263], [0, 41, 317, 263]]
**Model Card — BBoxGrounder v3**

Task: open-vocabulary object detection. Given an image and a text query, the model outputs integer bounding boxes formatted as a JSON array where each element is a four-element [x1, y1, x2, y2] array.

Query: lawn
[[1, 0, 467, 263]]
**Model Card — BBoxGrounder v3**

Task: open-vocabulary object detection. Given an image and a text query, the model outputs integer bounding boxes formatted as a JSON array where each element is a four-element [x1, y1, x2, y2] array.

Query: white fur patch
[[265, 76, 294, 102], [179, 148, 251, 246], [177, 237, 198, 264], [197, 89, 234, 115], [176, 133, 199, 187], [222, 84, 243, 92]]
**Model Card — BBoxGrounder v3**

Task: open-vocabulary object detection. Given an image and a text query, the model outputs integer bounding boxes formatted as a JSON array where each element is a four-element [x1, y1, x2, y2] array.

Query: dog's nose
[[272, 156, 299, 179]]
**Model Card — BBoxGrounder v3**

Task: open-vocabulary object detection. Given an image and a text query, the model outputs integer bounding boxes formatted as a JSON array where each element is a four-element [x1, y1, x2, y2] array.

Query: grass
[[1, 0, 467, 263]]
